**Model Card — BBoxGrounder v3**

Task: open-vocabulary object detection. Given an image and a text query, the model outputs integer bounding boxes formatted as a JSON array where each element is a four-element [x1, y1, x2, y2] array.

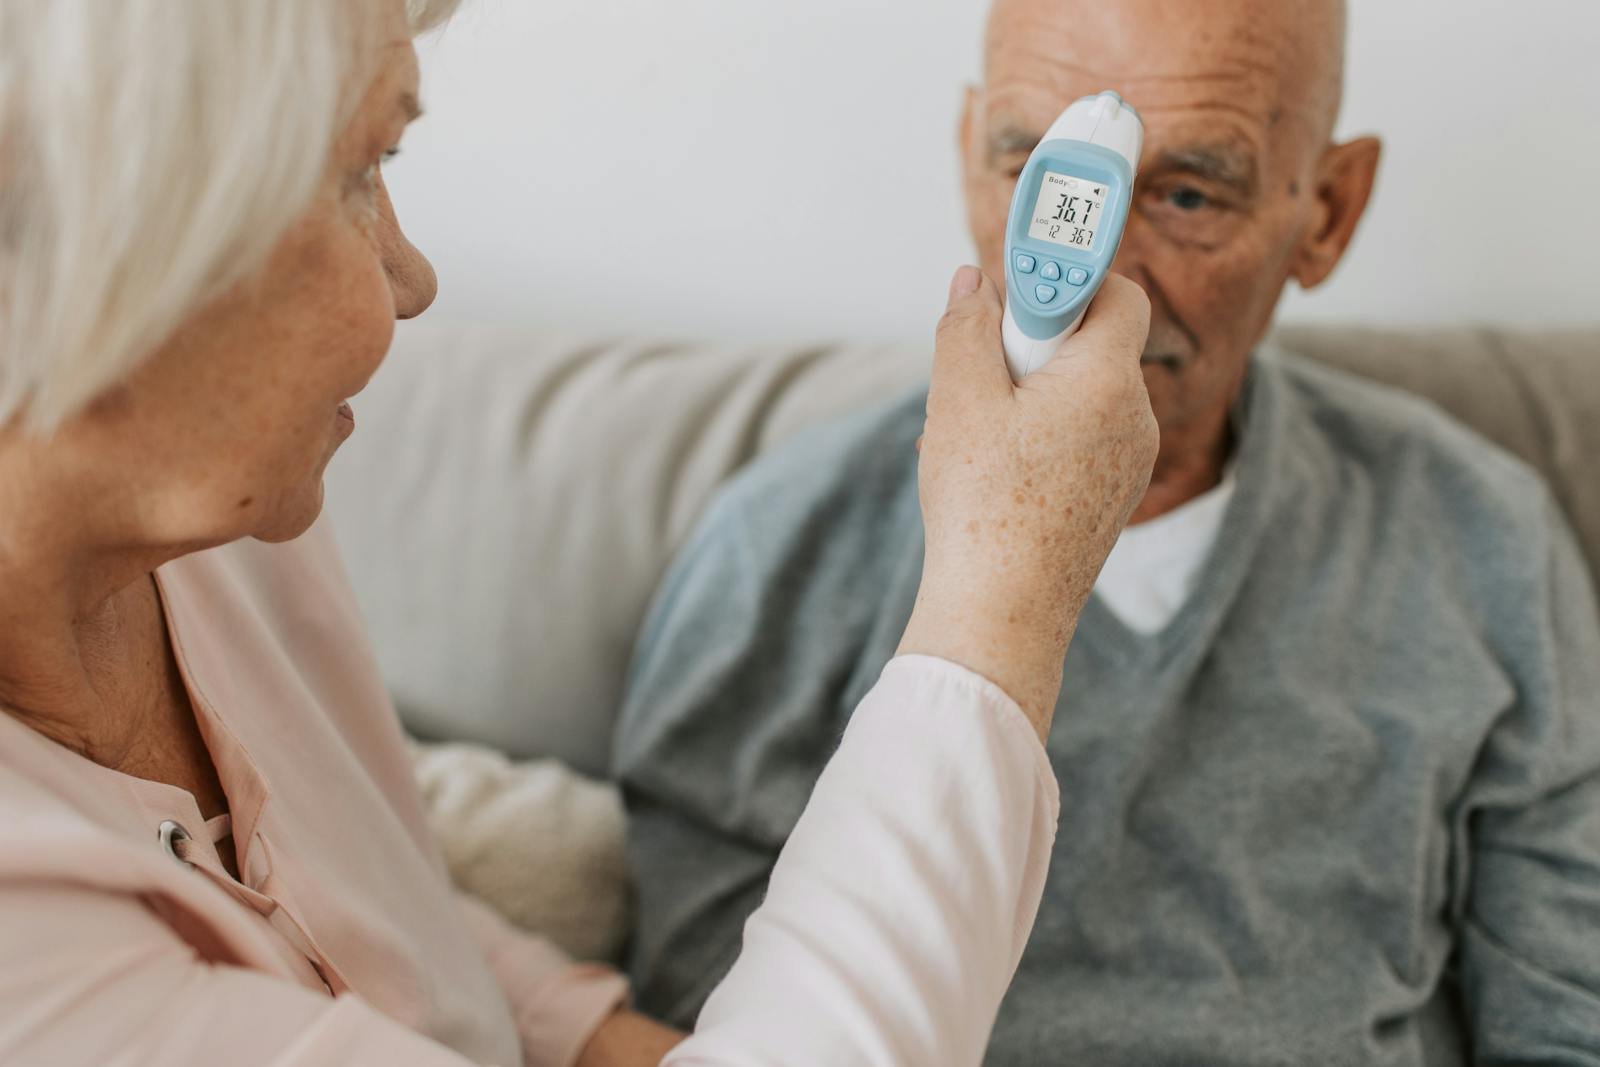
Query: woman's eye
[[364, 147, 402, 183], [1167, 187, 1210, 211]]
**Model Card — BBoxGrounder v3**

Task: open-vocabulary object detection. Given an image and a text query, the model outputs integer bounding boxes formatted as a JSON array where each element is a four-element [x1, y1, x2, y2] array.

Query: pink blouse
[[0, 518, 1059, 1066], [0, 519, 625, 1066]]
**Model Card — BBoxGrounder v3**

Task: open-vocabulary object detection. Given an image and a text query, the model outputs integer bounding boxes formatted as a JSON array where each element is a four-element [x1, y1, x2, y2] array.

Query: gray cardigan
[[614, 350, 1600, 1065]]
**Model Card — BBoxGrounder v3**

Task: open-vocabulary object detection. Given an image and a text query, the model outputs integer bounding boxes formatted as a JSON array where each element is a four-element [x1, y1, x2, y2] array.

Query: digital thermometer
[[1001, 90, 1144, 381]]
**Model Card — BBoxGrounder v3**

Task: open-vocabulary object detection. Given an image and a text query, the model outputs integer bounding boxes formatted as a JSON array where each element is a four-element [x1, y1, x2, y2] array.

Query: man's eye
[[996, 156, 1031, 181], [1168, 187, 1210, 211]]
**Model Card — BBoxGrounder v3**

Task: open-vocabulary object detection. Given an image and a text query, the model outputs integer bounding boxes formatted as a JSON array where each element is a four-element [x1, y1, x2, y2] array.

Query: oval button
[[158, 820, 195, 867]]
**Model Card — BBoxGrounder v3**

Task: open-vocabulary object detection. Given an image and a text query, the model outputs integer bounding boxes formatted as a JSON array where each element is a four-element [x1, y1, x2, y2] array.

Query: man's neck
[[1127, 412, 1235, 525]]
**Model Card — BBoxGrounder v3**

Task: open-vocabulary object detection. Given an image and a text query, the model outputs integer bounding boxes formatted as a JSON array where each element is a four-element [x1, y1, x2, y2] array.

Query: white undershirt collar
[[1093, 464, 1238, 635]]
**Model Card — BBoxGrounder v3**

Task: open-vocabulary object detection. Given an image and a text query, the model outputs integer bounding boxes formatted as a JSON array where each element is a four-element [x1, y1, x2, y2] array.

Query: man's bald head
[[960, 0, 1378, 521], [984, 0, 1347, 147]]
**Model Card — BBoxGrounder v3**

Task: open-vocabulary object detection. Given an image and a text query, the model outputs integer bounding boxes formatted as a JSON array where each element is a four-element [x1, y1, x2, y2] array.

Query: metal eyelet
[[158, 819, 195, 868]]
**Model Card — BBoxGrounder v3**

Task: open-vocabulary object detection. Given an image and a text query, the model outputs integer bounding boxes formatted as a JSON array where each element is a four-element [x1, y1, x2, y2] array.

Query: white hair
[[0, 0, 459, 431]]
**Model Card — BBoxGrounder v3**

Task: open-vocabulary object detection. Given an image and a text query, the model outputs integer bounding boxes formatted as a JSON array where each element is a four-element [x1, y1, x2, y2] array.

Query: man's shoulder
[[723, 386, 926, 501], [697, 386, 928, 550], [1272, 349, 1564, 575], [618, 388, 929, 837], [1276, 351, 1528, 479]]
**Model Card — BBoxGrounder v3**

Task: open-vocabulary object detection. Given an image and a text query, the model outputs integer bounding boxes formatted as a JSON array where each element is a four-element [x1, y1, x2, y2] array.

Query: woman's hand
[[898, 266, 1156, 738]]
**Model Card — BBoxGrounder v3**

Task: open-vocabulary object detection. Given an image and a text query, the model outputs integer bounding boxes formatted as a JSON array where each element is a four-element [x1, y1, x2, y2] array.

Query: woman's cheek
[[351, 250, 398, 379], [310, 224, 399, 394]]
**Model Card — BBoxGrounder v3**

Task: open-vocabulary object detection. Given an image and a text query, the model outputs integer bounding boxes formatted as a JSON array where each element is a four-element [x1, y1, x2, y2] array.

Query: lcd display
[[1027, 170, 1106, 251]]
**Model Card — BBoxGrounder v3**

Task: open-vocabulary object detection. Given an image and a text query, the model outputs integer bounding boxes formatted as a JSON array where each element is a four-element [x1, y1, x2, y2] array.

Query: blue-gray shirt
[[614, 352, 1600, 1065]]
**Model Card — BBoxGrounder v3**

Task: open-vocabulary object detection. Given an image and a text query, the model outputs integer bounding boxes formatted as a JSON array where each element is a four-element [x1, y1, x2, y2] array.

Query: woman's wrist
[[896, 569, 1083, 739]]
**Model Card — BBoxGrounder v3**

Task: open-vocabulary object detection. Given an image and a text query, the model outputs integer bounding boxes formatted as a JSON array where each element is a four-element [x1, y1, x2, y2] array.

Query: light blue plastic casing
[[1004, 143, 1135, 341]]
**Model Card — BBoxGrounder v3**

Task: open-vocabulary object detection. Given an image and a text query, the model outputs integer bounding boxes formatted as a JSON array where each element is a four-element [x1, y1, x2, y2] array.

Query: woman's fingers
[[904, 265, 1158, 731], [1048, 273, 1152, 373]]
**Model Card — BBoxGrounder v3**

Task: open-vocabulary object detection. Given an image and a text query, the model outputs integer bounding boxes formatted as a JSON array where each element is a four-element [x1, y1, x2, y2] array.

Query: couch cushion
[[324, 321, 1599, 776]]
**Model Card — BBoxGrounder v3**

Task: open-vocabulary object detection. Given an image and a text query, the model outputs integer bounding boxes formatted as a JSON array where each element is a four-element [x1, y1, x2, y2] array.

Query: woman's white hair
[[0, 0, 458, 430]]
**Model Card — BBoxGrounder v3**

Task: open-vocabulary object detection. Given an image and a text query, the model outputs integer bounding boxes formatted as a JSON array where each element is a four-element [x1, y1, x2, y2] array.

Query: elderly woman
[[0, 1, 1156, 1065]]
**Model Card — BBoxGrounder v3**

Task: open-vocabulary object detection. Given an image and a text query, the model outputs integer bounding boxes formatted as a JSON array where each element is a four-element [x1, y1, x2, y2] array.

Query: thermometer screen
[[1028, 170, 1106, 251]]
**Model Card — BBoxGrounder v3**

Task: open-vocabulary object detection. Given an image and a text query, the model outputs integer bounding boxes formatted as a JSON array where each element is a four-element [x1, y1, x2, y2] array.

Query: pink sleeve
[[665, 655, 1061, 1067], [456, 892, 630, 1067], [0, 884, 480, 1067]]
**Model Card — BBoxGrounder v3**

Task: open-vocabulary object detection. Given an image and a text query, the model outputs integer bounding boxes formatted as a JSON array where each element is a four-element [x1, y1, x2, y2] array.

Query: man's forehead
[[983, 0, 1341, 140]]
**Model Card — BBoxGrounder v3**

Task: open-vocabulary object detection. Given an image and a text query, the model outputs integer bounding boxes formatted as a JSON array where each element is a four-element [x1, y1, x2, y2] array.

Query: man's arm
[[657, 657, 1060, 1067], [614, 403, 926, 1026], [1458, 500, 1600, 1062], [622, 795, 782, 1025], [614, 497, 855, 1025]]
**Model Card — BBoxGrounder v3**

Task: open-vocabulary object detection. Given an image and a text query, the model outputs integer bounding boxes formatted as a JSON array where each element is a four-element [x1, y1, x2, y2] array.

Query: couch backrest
[[324, 322, 1599, 777]]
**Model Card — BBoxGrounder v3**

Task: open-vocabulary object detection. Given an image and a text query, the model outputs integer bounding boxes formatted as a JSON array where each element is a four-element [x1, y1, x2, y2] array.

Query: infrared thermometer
[[1001, 90, 1144, 381]]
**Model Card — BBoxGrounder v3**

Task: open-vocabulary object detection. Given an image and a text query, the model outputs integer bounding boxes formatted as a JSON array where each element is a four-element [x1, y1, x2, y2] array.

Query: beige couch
[[322, 321, 1598, 959]]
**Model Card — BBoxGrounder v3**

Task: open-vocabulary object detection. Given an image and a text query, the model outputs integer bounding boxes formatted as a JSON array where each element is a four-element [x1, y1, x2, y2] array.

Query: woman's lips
[[335, 401, 355, 433]]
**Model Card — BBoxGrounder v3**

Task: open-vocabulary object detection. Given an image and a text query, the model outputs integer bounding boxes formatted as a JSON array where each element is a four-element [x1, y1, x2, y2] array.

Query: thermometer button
[[1035, 284, 1059, 304], [1014, 254, 1037, 275], [1040, 262, 1062, 282], [1066, 267, 1090, 287]]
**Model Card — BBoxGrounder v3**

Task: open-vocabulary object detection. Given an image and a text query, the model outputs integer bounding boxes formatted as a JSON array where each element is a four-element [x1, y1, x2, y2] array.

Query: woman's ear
[[1292, 136, 1382, 291]]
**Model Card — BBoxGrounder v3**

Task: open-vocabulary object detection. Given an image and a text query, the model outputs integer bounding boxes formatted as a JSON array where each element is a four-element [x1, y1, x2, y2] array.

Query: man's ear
[[1292, 136, 1381, 290]]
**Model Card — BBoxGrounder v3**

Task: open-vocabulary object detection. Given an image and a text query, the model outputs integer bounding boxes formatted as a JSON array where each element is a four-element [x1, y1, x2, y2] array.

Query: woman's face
[[69, 12, 434, 549]]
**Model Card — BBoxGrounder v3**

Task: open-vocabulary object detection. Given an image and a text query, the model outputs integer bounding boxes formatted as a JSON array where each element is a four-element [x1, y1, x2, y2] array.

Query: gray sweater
[[614, 351, 1600, 1066]]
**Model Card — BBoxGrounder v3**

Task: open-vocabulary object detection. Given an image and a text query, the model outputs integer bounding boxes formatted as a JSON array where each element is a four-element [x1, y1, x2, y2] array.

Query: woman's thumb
[[930, 266, 1010, 405]]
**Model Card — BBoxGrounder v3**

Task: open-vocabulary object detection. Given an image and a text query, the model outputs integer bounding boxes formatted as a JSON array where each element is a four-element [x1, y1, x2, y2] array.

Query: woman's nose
[[391, 239, 438, 321], [373, 174, 438, 321]]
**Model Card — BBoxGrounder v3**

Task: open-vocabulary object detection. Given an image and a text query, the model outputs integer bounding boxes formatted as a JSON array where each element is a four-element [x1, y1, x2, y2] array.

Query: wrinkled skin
[[960, 0, 1380, 520]]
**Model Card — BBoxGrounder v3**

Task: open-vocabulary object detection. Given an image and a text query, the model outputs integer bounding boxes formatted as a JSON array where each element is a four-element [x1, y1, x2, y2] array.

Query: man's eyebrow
[[987, 123, 1041, 162], [1148, 145, 1258, 193], [989, 124, 1259, 196]]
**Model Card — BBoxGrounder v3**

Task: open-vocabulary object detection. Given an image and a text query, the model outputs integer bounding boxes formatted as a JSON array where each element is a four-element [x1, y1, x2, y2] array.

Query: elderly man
[[615, 0, 1600, 1062]]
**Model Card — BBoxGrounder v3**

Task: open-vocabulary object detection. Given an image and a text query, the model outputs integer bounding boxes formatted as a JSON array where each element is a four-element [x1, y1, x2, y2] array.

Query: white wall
[[389, 0, 1600, 346]]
